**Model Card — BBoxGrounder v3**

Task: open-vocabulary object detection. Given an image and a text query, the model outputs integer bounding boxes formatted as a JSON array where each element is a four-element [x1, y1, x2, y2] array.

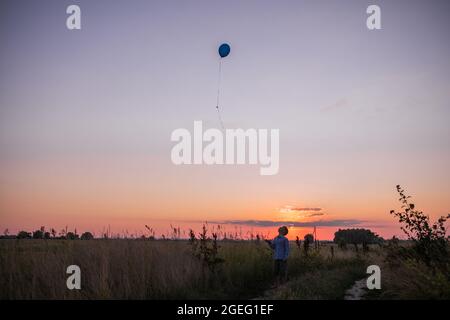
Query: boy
[[268, 226, 290, 286]]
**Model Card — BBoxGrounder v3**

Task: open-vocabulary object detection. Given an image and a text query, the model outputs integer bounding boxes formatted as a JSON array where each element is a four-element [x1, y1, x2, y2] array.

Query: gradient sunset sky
[[1, 0, 449, 239]]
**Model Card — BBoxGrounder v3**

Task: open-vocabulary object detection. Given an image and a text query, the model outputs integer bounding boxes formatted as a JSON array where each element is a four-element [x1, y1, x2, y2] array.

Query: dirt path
[[254, 279, 369, 300], [251, 284, 281, 300], [344, 278, 367, 300]]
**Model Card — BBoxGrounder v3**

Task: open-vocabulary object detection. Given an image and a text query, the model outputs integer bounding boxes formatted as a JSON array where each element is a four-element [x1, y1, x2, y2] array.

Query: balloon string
[[216, 59, 225, 130]]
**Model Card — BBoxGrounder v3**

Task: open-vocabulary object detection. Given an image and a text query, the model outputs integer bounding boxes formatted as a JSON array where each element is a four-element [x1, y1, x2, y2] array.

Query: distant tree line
[[1, 227, 94, 240]]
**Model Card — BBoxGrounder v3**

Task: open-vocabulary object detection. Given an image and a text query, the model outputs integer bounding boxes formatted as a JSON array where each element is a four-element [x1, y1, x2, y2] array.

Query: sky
[[1, 0, 449, 240]]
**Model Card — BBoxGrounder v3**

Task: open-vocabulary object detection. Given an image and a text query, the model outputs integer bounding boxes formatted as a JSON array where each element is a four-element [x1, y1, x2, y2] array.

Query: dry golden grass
[[1, 240, 205, 299], [0, 239, 371, 299], [3, 239, 442, 300]]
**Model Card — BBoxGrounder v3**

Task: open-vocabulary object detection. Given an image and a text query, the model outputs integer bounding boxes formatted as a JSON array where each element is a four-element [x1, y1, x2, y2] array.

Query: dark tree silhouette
[[32, 229, 44, 239], [303, 233, 314, 256], [333, 228, 382, 251], [80, 232, 94, 240], [66, 232, 79, 240], [17, 231, 31, 239]]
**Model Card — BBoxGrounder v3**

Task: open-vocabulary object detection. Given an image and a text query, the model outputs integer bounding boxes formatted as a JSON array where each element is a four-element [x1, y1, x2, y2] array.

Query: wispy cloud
[[292, 207, 322, 212], [321, 97, 349, 112], [306, 212, 325, 217], [208, 219, 365, 228], [279, 205, 325, 218]]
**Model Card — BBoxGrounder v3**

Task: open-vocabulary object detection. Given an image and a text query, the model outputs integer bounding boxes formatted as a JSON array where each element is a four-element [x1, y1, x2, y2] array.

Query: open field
[[3, 237, 447, 300], [0, 239, 372, 300]]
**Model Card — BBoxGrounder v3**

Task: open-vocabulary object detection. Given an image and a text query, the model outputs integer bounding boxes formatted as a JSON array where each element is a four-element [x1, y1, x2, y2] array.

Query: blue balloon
[[218, 43, 230, 58]]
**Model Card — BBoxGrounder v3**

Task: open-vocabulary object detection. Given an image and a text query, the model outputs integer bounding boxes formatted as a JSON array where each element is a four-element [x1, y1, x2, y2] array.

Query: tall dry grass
[[0, 240, 205, 299], [0, 239, 367, 300]]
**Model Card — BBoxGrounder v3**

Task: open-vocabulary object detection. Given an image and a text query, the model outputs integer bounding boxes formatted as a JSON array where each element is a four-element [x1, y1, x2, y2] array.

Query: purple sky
[[1, 0, 449, 238]]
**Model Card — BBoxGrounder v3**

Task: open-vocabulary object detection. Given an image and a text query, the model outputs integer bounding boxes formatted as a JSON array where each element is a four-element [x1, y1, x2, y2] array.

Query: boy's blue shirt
[[272, 235, 289, 260]]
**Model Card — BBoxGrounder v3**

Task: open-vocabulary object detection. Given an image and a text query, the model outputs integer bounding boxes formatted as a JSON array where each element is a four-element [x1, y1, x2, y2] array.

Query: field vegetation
[[0, 186, 448, 300]]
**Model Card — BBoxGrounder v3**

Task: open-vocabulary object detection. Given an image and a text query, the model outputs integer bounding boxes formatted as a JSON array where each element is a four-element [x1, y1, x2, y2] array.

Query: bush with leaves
[[389, 185, 449, 273]]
